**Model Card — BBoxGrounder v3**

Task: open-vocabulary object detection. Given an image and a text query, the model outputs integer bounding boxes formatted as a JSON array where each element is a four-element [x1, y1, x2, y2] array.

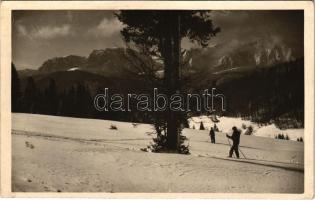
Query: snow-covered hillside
[[67, 67, 80, 71], [188, 115, 304, 141], [12, 113, 303, 193]]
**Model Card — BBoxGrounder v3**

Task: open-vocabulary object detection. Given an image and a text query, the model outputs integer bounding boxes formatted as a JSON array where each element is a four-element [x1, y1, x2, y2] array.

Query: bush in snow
[[242, 124, 247, 130], [25, 141, 35, 149], [275, 134, 282, 139], [297, 137, 303, 142], [145, 129, 190, 154], [275, 133, 290, 140], [25, 141, 29, 147], [244, 125, 253, 135], [182, 119, 189, 128], [149, 133, 167, 152], [199, 122, 205, 130], [110, 124, 118, 130], [143, 112, 190, 154], [178, 135, 190, 154]]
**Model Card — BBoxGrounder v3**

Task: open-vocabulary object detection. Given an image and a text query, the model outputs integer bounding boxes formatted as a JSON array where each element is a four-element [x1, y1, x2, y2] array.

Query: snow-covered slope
[[188, 115, 304, 141], [67, 67, 80, 71], [12, 113, 303, 193]]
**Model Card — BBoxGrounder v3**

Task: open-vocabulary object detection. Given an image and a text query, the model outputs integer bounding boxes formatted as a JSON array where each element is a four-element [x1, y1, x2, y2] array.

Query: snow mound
[[255, 124, 304, 141], [67, 67, 80, 71]]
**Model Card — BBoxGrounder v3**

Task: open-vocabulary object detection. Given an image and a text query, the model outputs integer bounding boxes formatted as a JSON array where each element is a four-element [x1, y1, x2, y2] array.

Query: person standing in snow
[[209, 127, 215, 143], [226, 126, 241, 158]]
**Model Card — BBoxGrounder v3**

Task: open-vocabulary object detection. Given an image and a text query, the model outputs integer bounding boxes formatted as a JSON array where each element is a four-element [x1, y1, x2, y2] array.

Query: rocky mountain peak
[[38, 55, 87, 73]]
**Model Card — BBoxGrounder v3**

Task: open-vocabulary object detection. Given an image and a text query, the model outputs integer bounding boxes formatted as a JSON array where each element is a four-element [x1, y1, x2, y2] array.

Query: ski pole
[[238, 147, 247, 159], [227, 137, 231, 146]]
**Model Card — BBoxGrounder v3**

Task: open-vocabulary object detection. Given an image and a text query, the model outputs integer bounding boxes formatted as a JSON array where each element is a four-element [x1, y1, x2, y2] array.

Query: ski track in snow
[[12, 113, 304, 193]]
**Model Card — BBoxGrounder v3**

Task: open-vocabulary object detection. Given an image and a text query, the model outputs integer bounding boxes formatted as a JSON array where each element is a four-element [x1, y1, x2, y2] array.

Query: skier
[[226, 126, 241, 158], [209, 127, 215, 143]]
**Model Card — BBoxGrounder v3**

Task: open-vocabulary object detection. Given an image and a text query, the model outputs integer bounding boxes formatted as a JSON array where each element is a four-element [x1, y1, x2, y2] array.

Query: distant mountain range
[[16, 39, 303, 96], [18, 40, 301, 79], [19, 47, 161, 80], [216, 43, 294, 70], [189, 40, 297, 74]]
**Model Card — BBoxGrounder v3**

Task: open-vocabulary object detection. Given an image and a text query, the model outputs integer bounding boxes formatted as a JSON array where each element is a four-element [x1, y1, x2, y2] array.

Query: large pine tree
[[116, 11, 220, 151]]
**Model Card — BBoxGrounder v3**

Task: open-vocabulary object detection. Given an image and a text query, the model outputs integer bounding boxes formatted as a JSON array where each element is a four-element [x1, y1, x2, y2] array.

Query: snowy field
[[12, 113, 304, 193]]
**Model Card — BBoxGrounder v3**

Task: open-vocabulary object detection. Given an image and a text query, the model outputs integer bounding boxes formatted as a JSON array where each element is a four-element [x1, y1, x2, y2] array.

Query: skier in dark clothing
[[209, 127, 215, 143], [226, 126, 241, 158]]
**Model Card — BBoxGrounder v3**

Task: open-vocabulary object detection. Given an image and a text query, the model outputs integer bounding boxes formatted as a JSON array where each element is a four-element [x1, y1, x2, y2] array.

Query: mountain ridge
[[17, 40, 300, 78]]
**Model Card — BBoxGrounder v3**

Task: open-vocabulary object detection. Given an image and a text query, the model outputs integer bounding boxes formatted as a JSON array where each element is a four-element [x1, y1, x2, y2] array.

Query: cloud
[[15, 24, 71, 39], [88, 18, 123, 37], [32, 24, 71, 39], [16, 24, 28, 36]]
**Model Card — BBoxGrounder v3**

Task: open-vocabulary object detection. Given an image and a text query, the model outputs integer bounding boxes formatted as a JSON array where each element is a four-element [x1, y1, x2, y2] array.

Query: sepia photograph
[[5, 4, 312, 195]]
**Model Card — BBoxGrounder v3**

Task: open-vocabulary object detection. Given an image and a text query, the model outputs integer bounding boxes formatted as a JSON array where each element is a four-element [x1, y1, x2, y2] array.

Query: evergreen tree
[[62, 86, 76, 116], [11, 63, 21, 112], [116, 11, 220, 152], [199, 122, 205, 130], [59, 90, 67, 116], [46, 78, 58, 115], [23, 77, 38, 113], [75, 83, 93, 118]]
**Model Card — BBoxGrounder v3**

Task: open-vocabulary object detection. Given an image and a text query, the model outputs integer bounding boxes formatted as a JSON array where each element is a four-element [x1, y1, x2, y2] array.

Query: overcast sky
[[12, 10, 303, 70]]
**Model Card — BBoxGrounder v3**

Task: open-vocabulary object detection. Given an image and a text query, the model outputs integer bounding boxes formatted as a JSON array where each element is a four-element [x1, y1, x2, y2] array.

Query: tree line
[[12, 63, 96, 118], [12, 63, 166, 123], [218, 58, 304, 129], [12, 57, 304, 129]]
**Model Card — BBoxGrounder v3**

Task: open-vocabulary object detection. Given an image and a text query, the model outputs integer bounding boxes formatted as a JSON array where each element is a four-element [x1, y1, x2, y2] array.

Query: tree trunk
[[165, 12, 181, 151]]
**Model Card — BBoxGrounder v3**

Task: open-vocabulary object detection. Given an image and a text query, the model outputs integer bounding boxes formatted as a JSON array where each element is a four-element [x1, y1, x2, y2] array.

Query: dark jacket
[[210, 129, 215, 137], [227, 129, 241, 145]]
